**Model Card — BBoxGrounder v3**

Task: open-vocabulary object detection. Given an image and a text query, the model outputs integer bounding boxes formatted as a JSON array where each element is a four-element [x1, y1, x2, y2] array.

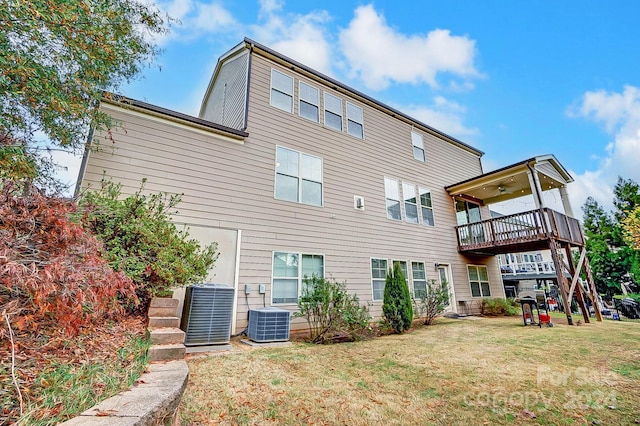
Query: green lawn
[[180, 316, 640, 425]]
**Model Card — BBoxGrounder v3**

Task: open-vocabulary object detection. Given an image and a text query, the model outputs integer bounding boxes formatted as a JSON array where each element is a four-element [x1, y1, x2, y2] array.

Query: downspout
[[242, 42, 255, 132]]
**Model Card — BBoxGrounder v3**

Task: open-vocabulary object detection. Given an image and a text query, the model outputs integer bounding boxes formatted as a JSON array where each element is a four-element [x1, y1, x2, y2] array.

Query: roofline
[[103, 93, 249, 139], [445, 154, 573, 190], [237, 37, 483, 157]]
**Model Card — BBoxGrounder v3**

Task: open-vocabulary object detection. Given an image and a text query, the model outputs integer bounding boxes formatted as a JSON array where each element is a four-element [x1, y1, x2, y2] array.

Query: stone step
[[148, 298, 180, 318], [147, 328, 186, 345], [148, 344, 186, 362], [150, 298, 179, 308], [149, 316, 180, 328]]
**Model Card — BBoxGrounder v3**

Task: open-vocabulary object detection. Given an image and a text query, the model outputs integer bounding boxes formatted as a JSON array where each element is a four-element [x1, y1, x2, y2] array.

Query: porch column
[[559, 185, 575, 218], [526, 169, 544, 209]]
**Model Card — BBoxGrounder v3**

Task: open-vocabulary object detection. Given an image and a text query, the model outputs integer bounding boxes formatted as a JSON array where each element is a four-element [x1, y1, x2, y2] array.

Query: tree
[[622, 206, 640, 251], [382, 263, 413, 333], [0, 0, 168, 151]]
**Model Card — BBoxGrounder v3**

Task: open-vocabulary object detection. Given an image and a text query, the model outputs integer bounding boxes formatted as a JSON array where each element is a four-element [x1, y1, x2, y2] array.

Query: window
[[270, 69, 294, 113], [299, 82, 319, 122], [273, 252, 324, 304], [384, 178, 401, 220], [371, 258, 388, 301], [275, 146, 323, 206], [393, 260, 408, 283], [412, 262, 427, 299], [468, 265, 491, 297], [346, 102, 364, 139], [324, 92, 343, 131], [412, 132, 425, 162], [403, 183, 419, 224], [419, 187, 435, 226]]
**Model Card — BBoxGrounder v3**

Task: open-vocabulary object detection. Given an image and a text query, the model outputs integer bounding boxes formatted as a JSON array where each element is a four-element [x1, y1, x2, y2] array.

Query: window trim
[[270, 68, 294, 113], [346, 101, 364, 139], [467, 264, 491, 298], [271, 251, 325, 305], [411, 131, 425, 162], [323, 92, 343, 132], [274, 145, 323, 207], [298, 81, 320, 123]]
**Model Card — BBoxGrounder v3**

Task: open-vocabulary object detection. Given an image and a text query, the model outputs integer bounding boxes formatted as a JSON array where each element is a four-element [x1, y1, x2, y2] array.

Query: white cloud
[[153, 0, 238, 44], [401, 96, 478, 140], [568, 85, 640, 213], [338, 4, 481, 91], [250, 6, 333, 74]]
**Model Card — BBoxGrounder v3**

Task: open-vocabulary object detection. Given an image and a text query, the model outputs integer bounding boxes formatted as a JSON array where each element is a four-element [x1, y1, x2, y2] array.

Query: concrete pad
[[240, 339, 292, 348], [185, 344, 233, 353]]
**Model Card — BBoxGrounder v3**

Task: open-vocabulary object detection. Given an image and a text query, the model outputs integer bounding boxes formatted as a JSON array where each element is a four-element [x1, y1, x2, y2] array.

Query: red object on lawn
[[539, 313, 551, 323]]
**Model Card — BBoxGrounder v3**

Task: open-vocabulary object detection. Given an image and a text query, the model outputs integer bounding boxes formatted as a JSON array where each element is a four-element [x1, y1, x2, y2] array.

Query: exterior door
[[438, 264, 455, 312]]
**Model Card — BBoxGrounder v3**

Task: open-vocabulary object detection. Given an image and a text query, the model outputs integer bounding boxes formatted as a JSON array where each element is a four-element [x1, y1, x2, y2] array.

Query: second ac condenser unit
[[247, 307, 291, 342], [181, 284, 235, 346]]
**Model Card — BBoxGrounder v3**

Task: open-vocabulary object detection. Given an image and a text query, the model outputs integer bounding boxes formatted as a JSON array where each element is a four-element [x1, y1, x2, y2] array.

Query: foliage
[[0, 182, 137, 335], [79, 179, 218, 311], [582, 178, 640, 296], [622, 205, 640, 251], [413, 279, 450, 325], [294, 276, 371, 344], [382, 263, 413, 333], [479, 298, 518, 316], [0, 0, 168, 150]]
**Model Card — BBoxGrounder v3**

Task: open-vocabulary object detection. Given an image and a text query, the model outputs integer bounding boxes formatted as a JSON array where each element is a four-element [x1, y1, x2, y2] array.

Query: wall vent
[[247, 307, 290, 342], [354, 195, 365, 210], [181, 284, 235, 346]]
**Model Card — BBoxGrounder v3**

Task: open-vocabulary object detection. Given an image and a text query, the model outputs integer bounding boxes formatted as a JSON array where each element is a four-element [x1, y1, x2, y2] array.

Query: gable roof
[[200, 38, 483, 157]]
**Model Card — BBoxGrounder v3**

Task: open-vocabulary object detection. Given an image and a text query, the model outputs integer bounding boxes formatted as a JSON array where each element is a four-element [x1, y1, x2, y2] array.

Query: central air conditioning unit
[[180, 284, 235, 346], [247, 307, 291, 343]]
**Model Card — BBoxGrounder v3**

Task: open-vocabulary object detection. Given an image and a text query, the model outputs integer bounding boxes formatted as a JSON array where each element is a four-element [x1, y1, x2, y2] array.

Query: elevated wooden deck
[[455, 208, 584, 255]]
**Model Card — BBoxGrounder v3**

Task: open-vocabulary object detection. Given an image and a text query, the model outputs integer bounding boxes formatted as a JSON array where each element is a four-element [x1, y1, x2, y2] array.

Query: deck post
[[559, 185, 575, 218], [565, 245, 590, 323], [583, 251, 603, 322], [549, 240, 573, 325]]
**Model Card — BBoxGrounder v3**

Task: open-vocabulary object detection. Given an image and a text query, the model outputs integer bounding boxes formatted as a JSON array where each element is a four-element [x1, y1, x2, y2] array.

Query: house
[[76, 38, 599, 333]]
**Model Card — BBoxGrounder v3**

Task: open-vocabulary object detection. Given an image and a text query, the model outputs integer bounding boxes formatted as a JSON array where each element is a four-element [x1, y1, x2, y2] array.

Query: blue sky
[[60, 0, 640, 216]]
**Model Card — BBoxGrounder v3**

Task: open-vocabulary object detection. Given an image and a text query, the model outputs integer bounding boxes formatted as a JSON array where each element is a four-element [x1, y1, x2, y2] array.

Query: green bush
[[414, 279, 450, 325], [382, 263, 413, 333], [79, 179, 218, 313], [294, 276, 371, 343], [479, 297, 519, 316]]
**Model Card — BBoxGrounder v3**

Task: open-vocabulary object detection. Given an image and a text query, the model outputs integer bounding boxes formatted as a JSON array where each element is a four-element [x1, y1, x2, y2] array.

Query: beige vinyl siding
[[82, 50, 498, 329]]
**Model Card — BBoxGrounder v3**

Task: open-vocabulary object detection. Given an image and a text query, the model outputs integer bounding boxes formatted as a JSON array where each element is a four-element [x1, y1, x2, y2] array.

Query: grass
[[180, 316, 640, 425]]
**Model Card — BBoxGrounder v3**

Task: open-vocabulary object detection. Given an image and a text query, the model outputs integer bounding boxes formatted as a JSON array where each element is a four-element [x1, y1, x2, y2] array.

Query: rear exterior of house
[[78, 39, 505, 333]]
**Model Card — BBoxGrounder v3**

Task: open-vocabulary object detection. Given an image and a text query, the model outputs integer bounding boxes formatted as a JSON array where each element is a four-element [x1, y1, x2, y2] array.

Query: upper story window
[[346, 102, 364, 139], [412, 131, 425, 162], [384, 178, 401, 221], [419, 187, 435, 226], [272, 252, 324, 304], [324, 92, 343, 131], [275, 146, 323, 206], [299, 81, 319, 122], [468, 265, 491, 297], [403, 182, 419, 224], [270, 69, 294, 113]]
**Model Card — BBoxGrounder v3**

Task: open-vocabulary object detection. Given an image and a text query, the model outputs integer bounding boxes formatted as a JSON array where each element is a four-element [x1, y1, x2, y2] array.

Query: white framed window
[[275, 146, 323, 206], [371, 258, 388, 301], [270, 69, 294, 113], [384, 178, 401, 221], [468, 265, 491, 297], [412, 131, 425, 162], [403, 182, 419, 224], [393, 260, 408, 283], [324, 92, 343, 131], [272, 252, 324, 304], [419, 187, 435, 226], [299, 81, 319, 122], [412, 261, 427, 299], [346, 102, 364, 139]]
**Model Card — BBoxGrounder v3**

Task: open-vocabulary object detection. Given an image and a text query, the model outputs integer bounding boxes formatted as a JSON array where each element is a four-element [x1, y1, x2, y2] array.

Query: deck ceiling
[[445, 155, 573, 205]]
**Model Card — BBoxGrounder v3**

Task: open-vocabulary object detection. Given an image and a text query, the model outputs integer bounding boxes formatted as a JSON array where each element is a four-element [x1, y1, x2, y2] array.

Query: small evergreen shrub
[[294, 276, 371, 344], [479, 297, 519, 316], [382, 263, 413, 333], [414, 279, 450, 325]]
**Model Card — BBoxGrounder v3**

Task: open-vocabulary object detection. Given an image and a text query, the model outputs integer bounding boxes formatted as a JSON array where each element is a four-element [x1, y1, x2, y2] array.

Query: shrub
[[479, 298, 519, 316], [79, 179, 218, 313], [0, 182, 137, 335], [294, 276, 371, 343], [382, 263, 413, 333], [414, 279, 450, 325]]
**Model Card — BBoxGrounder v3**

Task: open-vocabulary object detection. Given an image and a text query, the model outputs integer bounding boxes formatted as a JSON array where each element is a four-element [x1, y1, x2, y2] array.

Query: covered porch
[[445, 155, 602, 325]]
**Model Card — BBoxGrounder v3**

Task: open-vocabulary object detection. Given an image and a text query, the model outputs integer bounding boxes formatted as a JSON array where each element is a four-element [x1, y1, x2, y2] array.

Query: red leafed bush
[[0, 182, 137, 335]]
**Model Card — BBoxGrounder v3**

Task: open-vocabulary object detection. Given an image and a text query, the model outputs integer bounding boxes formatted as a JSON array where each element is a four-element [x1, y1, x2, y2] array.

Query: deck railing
[[456, 208, 584, 251]]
